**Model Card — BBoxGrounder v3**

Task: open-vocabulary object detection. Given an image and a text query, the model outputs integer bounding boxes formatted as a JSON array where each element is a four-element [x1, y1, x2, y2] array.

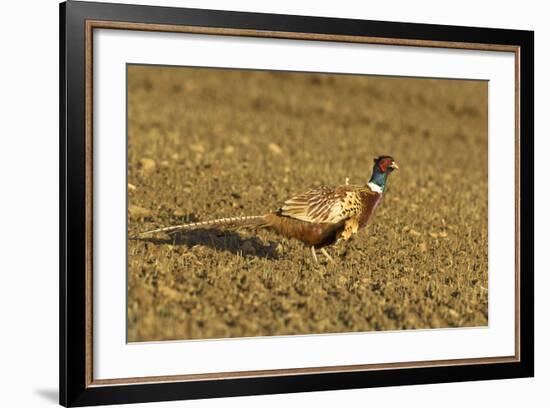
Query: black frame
[[60, 1, 534, 406]]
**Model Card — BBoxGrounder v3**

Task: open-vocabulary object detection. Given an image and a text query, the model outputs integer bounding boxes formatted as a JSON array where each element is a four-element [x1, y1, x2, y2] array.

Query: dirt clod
[[139, 158, 156, 172]]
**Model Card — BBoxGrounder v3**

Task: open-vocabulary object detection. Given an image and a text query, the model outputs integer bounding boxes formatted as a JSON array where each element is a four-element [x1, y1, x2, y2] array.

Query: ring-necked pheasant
[[138, 156, 398, 263]]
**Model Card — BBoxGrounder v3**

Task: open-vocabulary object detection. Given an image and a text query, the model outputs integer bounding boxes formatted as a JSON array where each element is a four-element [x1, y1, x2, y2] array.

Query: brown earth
[[127, 65, 488, 342]]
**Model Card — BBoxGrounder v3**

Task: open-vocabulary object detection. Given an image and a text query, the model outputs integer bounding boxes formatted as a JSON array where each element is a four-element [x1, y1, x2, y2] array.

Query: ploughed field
[[127, 65, 488, 342]]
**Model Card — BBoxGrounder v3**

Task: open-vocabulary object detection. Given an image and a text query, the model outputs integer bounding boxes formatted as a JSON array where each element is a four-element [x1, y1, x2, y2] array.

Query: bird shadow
[[133, 228, 280, 260]]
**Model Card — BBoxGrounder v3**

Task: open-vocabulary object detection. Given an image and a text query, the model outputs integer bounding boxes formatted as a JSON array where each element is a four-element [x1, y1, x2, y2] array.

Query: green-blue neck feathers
[[369, 167, 389, 191]]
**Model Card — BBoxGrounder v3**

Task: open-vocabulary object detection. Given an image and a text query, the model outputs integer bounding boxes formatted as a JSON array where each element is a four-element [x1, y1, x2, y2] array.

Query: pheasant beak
[[390, 162, 399, 171]]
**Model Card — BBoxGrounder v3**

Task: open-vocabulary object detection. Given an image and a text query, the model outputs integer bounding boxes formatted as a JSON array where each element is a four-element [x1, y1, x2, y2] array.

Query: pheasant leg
[[310, 246, 319, 264], [320, 248, 335, 264]]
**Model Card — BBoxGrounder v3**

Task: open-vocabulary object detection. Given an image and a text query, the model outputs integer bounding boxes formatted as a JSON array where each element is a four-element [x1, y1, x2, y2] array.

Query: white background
[[0, 0, 546, 407]]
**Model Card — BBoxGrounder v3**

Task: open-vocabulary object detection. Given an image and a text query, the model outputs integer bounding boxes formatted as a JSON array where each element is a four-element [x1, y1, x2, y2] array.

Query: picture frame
[[60, 1, 534, 406]]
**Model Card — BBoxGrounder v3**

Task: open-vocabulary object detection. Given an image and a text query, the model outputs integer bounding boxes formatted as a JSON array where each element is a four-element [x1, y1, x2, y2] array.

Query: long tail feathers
[[137, 215, 268, 238]]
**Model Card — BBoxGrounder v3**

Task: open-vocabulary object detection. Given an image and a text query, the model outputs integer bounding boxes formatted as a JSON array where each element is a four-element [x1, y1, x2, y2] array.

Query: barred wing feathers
[[280, 185, 369, 224]]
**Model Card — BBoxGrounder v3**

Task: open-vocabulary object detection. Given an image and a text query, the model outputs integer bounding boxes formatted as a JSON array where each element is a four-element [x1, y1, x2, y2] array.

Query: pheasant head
[[368, 156, 399, 192]]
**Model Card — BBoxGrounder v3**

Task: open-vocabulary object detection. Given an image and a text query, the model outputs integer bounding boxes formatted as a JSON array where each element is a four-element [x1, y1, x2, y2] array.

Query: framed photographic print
[[59, 0, 534, 406]]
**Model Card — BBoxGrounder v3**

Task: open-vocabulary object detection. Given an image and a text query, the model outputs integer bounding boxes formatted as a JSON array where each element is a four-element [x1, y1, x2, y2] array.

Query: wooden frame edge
[[88, 19, 520, 52], [89, 356, 519, 387], [85, 18, 94, 389], [514, 46, 521, 361]]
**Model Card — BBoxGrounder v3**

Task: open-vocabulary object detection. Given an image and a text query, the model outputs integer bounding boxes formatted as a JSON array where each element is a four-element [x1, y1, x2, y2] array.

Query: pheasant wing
[[280, 185, 366, 224]]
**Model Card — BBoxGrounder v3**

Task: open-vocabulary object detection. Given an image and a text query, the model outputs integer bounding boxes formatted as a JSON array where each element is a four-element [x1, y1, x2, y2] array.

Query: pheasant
[[138, 156, 398, 263]]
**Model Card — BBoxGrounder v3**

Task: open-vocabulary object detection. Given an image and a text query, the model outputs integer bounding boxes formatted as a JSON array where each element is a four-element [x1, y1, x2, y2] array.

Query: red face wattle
[[378, 157, 394, 172]]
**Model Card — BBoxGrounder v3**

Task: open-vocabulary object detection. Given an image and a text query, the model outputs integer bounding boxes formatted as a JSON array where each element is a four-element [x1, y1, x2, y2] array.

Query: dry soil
[[127, 65, 488, 342]]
